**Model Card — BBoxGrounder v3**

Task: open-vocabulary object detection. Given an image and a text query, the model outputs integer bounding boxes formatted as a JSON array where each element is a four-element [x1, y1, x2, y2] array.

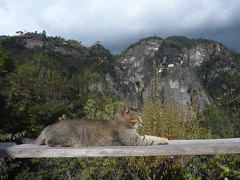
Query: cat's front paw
[[157, 137, 168, 145]]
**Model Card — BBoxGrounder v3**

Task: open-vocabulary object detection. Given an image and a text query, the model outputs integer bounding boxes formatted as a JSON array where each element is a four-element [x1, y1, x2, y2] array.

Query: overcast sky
[[0, 0, 240, 54]]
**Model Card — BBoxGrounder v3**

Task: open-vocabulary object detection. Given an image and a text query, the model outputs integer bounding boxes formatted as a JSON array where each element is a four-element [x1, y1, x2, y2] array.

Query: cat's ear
[[122, 107, 129, 114]]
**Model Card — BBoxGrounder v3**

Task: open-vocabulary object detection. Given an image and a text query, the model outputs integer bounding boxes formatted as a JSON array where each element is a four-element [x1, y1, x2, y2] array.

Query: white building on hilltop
[[12, 31, 24, 36]]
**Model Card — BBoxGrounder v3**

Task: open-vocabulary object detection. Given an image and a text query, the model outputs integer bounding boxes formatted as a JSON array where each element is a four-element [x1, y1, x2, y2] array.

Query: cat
[[30, 107, 168, 147]]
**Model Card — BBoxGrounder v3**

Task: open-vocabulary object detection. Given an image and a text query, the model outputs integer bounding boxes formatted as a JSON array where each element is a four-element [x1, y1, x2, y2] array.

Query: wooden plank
[[0, 138, 239, 158]]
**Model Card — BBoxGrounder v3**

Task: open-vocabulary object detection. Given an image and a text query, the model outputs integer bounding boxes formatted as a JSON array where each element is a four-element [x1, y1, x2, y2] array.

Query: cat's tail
[[34, 126, 50, 145], [22, 126, 50, 145]]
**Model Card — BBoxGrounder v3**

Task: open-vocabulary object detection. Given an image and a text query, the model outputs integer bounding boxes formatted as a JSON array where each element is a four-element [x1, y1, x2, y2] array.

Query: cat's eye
[[130, 119, 143, 125]]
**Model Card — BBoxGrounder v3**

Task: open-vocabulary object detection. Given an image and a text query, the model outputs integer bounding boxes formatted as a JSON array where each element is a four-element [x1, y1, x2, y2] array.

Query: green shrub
[[200, 106, 233, 138]]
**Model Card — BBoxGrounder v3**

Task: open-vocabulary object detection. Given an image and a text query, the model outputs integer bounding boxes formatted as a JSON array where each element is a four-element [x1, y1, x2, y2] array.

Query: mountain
[[114, 36, 239, 113], [0, 33, 239, 135]]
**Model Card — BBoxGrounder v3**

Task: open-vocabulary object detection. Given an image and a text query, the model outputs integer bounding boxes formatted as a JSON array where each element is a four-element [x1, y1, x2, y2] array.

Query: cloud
[[0, 0, 240, 53]]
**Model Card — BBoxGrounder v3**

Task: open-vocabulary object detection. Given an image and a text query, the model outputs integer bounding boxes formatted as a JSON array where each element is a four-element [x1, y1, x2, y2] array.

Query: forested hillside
[[0, 32, 119, 136], [0, 33, 239, 179]]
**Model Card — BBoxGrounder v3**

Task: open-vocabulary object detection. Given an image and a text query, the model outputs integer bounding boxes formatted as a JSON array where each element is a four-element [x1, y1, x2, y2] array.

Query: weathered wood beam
[[0, 138, 239, 158]]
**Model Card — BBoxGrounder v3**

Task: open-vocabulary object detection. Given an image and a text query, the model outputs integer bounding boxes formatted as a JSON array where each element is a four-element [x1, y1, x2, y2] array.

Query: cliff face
[[115, 38, 163, 104], [114, 37, 239, 112]]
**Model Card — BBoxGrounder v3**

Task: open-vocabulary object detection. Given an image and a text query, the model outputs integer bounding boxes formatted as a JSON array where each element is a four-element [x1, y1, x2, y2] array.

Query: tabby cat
[[32, 107, 168, 147]]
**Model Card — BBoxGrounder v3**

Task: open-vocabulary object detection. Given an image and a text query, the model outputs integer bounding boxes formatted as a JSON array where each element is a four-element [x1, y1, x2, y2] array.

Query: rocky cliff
[[113, 36, 239, 112]]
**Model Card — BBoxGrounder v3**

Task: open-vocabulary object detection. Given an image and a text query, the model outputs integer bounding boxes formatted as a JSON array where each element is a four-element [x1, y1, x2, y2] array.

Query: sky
[[0, 0, 240, 54]]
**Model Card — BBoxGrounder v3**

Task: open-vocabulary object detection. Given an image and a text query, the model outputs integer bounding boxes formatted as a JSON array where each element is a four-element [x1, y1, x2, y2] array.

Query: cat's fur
[[31, 107, 168, 147]]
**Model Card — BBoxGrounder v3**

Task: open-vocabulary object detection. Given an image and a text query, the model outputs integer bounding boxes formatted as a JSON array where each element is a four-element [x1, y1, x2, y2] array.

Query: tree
[[42, 30, 47, 38], [0, 45, 15, 76]]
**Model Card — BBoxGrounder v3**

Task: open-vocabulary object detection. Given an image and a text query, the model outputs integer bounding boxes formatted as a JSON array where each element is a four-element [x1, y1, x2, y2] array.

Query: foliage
[[0, 53, 80, 133], [0, 131, 26, 180], [0, 45, 15, 76], [84, 98, 125, 120], [197, 51, 240, 138], [197, 55, 239, 99], [179, 154, 240, 180], [0, 158, 21, 180], [161, 36, 214, 50], [67, 39, 82, 48], [0, 131, 26, 142], [0, 34, 118, 134], [0, 36, 8, 42], [0, 45, 16, 135], [199, 106, 233, 138], [140, 99, 199, 139], [166, 36, 214, 48]]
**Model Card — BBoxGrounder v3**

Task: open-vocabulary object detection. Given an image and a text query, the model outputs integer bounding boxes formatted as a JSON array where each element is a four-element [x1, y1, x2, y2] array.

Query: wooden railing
[[0, 138, 239, 158]]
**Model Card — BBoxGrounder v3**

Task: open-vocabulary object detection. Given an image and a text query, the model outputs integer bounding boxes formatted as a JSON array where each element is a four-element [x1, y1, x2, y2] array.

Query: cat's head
[[119, 107, 143, 129]]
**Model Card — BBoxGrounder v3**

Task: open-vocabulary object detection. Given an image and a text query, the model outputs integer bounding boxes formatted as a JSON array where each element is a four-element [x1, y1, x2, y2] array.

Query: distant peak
[[122, 36, 163, 54]]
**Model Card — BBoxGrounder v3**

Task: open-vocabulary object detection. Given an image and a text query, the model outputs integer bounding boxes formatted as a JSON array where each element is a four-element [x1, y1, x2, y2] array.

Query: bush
[[140, 99, 200, 139], [200, 106, 233, 138]]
